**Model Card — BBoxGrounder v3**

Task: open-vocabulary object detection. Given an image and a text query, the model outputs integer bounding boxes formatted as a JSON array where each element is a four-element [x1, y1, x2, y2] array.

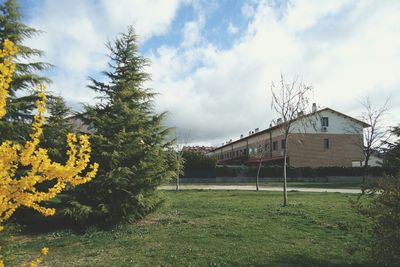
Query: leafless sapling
[[270, 74, 312, 206], [359, 97, 390, 182], [174, 130, 190, 191]]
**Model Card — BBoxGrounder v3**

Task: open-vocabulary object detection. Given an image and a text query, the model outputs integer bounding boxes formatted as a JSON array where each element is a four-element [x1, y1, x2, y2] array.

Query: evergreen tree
[[63, 27, 177, 224], [383, 125, 400, 168], [42, 96, 72, 163], [0, 0, 52, 142]]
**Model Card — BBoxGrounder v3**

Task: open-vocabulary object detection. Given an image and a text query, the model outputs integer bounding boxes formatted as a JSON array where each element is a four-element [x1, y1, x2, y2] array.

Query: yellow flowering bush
[[0, 40, 98, 266], [0, 39, 17, 118]]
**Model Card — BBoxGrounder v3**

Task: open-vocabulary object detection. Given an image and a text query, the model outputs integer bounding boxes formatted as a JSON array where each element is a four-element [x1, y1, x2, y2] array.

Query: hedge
[[189, 166, 399, 178]]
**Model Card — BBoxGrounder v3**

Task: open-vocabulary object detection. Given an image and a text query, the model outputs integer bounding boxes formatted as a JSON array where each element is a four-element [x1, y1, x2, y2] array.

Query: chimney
[[249, 131, 252, 136], [255, 128, 259, 133], [297, 111, 304, 117], [312, 103, 317, 112], [240, 134, 244, 139], [277, 118, 282, 124]]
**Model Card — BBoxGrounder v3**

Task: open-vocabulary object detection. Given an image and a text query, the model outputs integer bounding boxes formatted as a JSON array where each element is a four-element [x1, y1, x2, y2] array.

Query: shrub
[[221, 166, 398, 178], [355, 172, 400, 266], [182, 151, 216, 178]]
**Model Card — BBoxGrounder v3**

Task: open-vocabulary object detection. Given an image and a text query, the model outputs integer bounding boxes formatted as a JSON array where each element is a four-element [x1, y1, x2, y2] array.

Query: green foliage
[[181, 151, 216, 178], [62, 27, 177, 225], [215, 166, 398, 178], [41, 96, 72, 163], [215, 166, 242, 177], [383, 125, 400, 168], [0, 0, 53, 143], [355, 172, 400, 266]]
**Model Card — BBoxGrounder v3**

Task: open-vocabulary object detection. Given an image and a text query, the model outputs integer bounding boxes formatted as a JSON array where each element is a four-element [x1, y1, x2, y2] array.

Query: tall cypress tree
[[0, 0, 52, 142], [63, 26, 177, 224]]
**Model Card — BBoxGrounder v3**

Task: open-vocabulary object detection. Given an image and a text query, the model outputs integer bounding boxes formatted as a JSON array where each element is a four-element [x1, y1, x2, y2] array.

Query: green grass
[[261, 181, 361, 189], [2, 191, 370, 266], [178, 181, 362, 189]]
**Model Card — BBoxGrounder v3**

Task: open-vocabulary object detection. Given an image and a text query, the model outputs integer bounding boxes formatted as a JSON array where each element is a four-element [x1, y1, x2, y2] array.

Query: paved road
[[159, 185, 361, 194]]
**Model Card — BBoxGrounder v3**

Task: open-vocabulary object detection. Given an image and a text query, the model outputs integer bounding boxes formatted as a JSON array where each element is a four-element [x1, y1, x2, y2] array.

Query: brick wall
[[288, 133, 363, 167]]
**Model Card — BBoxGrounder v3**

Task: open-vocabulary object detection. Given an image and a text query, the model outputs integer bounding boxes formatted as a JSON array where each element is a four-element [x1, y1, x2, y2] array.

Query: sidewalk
[[159, 184, 361, 194]]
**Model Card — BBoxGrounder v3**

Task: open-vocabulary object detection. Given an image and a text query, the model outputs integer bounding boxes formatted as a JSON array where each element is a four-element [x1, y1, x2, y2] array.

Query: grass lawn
[[259, 181, 361, 189], [2, 191, 370, 266], [178, 181, 362, 189]]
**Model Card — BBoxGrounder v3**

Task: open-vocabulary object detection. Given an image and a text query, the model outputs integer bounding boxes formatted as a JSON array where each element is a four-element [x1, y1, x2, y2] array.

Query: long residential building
[[208, 106, 369, 168]]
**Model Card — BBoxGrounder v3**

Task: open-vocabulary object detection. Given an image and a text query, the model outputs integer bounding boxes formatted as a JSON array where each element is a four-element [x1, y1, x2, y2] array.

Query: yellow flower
[[0, 39, 99, 267], [40, 247, 49, 256]]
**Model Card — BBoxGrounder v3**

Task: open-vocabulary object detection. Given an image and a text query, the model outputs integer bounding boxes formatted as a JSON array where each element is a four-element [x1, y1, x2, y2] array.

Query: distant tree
[[62, 27, 178, 224], [357, 97, 390, 182], [182, 151, 216, 175], [0, 0, 52, 143], [382, 125, 400, 168], [174, 130, 190, 191], [270, 74, 312, 206], [251, 136, 269, 191]]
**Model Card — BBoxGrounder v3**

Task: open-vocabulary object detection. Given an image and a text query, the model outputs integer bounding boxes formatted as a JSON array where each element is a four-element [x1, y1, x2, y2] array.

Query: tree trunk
[[283, 135, 288, 206], [176, 161, 180, 191], [362, 152, 370, 185], [256, 159, 262, 191]]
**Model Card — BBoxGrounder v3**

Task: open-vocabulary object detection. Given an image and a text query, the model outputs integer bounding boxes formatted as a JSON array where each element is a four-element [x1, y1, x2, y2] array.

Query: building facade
[[208, 108, 368, 168]]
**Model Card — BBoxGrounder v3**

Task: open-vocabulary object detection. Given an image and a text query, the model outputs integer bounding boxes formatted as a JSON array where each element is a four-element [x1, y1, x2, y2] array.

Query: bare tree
[[359, 97, 390, 182], [270, 74, 312, 206], [251, 137, 269, 191], [174, 130, 191, 191]]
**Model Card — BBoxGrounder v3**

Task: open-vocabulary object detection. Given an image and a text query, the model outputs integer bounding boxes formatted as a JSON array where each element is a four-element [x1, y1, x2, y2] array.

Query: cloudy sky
[[17, 0, 400, 146]]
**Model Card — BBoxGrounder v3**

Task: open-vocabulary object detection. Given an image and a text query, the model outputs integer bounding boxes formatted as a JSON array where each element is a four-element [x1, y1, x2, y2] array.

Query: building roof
[[210, 107, 369, 152], [182, 146, 215, 154]]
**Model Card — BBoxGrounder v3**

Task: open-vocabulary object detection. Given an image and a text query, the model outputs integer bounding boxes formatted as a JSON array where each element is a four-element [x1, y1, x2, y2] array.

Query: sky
[[14, 0, 400, 147]]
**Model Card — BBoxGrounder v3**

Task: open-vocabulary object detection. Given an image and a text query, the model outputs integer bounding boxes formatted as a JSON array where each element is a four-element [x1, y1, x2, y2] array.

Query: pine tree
[[63, 26, 177, 224], [383, 126, 400, 168], [42, 96, 72, 163], [0, 0, 52, 143]]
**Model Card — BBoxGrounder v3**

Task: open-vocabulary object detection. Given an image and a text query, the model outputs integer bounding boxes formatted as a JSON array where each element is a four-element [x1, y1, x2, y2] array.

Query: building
[[182, 146, 215, 154], [208, 106, 369, 167]]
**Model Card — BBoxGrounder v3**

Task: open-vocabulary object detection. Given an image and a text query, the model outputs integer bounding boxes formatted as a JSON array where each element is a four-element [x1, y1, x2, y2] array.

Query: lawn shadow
[[256, 254, 372, 267], [223, 253, 370, 267]]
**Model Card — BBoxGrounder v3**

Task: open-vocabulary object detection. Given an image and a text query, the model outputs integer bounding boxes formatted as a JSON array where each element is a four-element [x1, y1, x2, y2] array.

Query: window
[[321, 117, 329, 127], [281, 139, 286, 150], [273, 141, 278, 151], [324, 138, 330, 149]]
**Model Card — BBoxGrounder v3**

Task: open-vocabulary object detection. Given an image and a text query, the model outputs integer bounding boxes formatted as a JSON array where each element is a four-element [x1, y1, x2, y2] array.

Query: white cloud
[[148, 0, 400, 145], [241, 0, 257, 18], [100, 0, 180, 41], [24, 0, 181, 106], [182, 14, 205, 48], [227, 22, 239, 34], [21, 0, 400, 145]]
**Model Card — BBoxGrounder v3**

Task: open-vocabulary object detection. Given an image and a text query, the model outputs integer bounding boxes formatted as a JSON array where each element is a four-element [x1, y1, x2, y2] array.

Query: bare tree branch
[[270, 73, 312, 206]]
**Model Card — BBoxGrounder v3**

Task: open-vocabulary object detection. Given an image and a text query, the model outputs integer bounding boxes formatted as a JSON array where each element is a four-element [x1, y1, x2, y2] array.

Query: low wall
[[177, 176, 365, 184]]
